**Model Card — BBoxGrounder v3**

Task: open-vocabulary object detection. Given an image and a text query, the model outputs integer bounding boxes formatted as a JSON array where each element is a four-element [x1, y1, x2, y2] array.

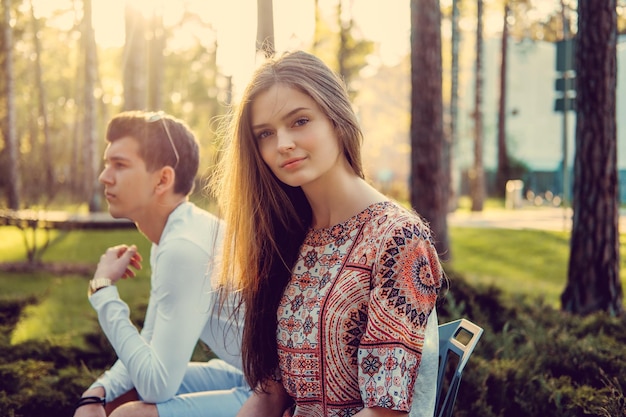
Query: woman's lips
[[281, 157, 305, 169]]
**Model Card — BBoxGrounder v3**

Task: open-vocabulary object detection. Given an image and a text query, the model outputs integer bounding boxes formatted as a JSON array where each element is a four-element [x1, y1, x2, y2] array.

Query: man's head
[[105, 111, 199, 195]]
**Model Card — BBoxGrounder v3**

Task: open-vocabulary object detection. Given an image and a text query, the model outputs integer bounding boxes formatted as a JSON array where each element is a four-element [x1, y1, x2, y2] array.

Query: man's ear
[[155, 166, 176, 194]]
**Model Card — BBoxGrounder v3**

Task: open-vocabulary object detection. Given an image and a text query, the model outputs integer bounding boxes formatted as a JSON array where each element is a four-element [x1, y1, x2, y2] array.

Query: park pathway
[[447, 206, 626, 232]]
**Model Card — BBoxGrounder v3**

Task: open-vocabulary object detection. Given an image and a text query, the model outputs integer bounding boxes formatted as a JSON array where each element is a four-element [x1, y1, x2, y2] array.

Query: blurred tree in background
[[410, 0, 449, 258], [0, 0, 625, 271], [1, 0, 20, 209], [563, 0, 623, 316], [256, 0, 274, 58], [0, 0, 227, 210]]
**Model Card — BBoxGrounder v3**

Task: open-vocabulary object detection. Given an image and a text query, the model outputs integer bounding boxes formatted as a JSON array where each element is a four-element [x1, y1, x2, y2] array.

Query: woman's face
[[251, 84, 343, 189]]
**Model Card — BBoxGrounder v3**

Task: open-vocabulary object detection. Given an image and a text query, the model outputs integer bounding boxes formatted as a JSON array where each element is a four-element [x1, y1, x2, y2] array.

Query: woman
[[210, 50, 444, 417]]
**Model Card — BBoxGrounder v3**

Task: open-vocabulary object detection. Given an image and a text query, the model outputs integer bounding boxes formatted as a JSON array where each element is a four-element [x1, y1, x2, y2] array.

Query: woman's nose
[[276, 132, 295, 152]]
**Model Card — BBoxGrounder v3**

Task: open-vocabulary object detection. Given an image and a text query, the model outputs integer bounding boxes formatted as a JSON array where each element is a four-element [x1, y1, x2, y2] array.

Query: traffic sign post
[[556, 39, 576, 72], [554, 37, 575, 214], [554, 38, 576, 113], [554, 96, 575, 112]]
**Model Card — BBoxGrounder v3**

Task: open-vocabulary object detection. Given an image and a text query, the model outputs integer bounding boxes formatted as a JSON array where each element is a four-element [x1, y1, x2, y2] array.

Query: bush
[[440, 271, 626, 417], [2, 275, 626, 416], [0, 298, 114, 417]]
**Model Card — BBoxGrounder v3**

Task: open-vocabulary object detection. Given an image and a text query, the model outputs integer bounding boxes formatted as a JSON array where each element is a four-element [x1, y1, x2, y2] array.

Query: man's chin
[[107, 207, 127, 220]]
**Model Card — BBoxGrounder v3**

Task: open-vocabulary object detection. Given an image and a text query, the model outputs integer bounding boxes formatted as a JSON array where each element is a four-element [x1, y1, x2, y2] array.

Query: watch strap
[[89, 278, 112, 296]]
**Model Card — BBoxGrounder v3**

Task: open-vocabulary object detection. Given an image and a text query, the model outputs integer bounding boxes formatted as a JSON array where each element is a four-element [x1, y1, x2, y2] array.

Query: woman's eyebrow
[[252, 107, 311, 130]]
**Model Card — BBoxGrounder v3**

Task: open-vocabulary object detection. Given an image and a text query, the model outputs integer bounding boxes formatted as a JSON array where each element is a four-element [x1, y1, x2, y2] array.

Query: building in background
[[455, 34, 626, 203], [357, 34, 626, 204]]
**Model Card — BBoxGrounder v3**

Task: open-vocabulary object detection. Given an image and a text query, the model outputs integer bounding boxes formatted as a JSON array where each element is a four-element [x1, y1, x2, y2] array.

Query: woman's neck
[[304, 175, 387, 229]]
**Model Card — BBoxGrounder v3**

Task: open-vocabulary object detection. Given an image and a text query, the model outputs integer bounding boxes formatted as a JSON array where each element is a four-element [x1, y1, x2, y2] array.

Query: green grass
[[447, 226, 626, 308], [0, 226, 152, 348], [0, 227, 151, 264], [10, 275, 94, 346], [7, 272, 151, 349], [454, 196, 508, 212], [1, 211, 626, 349], [42, 228, 151, 263]]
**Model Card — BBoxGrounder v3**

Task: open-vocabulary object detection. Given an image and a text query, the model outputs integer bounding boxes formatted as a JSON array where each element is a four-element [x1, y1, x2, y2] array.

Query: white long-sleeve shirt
[[88, 202, 243, 404]]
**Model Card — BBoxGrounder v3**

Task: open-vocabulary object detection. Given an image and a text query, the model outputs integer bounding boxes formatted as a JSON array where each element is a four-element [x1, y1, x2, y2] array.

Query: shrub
[[0, 298, 113, 417], [2, 274, 626, 416], [440, 271, 626, 417]]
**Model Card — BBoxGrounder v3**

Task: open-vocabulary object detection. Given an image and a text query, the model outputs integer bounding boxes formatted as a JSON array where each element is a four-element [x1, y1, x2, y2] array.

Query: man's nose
[[98, 167, 111, 184]]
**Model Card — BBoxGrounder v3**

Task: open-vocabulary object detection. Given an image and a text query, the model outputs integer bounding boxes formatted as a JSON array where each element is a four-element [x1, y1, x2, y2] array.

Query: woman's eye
[[294, 117, 309, 127], [256, 130, 272, 140]]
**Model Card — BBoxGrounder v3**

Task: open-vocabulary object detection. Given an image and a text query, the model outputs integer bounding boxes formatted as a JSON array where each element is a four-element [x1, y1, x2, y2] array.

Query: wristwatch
[[88, 278, 112, 296]]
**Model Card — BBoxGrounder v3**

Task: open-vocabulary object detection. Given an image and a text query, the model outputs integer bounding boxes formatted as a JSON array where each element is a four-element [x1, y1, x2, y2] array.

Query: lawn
[[1, 212, 625, 348], [448, 226, 626, 308], [0, 226, 152, 349]]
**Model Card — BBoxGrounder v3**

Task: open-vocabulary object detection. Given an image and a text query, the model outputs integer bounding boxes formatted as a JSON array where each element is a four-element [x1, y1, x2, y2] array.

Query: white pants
[[155, 359, 251, 417]]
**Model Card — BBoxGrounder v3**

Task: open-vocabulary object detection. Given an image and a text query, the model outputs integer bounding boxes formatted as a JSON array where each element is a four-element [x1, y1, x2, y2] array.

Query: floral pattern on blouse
[[277, 201, 443, 417]]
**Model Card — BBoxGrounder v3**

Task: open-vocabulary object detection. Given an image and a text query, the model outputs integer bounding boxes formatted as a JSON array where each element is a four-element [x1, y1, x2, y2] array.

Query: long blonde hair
[[209, 50, 365, 390]]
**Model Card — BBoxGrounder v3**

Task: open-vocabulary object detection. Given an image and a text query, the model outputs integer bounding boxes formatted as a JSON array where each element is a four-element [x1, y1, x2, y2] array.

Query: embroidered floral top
[[277, 201, 443, 416]]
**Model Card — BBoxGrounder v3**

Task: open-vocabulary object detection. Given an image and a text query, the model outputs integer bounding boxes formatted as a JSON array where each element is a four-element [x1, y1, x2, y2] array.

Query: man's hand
[[73, 387, 107, 417], [93, 245, 143, 285]]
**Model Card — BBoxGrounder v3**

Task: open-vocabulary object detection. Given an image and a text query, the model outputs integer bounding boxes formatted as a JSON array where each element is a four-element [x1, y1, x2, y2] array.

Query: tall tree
[[470, 0, 485, 212], [337, 0, 349, 84], [310, 0, 336, 65], [447, 0, 461, 211], [336, 0, 373, 100], [148, 9, 165, 111], [29, 0, 54, 199], [123, 3, 148, 110], [2, 0, 20, 209], [410, 0, 450, 259], [311, 0, 322, 53], [256, 0, 274, 58], [562, 0, 622, 315], [82, 0, 99, 211]]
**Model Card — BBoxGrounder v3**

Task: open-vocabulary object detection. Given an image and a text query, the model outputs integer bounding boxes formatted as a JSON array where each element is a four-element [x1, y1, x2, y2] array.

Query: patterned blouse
[[277, 201, 443, 417]]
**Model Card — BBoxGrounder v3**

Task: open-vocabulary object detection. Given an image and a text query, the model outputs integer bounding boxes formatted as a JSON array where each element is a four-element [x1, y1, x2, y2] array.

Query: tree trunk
[[2, 0, 20, 209], [83, 0, 100, 211], [410, 0, 450, 259], [470, 0, 485, 212], [495, 2, 510, 199], [562, 0, 622, 316], [148, 9, 164, 111], [312, 0, 321, 53], [30, 0, 55, 201], [337, 0, 357, 98], [447, 0, 460, 212], [256, 0, 274, 58], [123, 3, 148, 110], [337, 0, 348, 81]]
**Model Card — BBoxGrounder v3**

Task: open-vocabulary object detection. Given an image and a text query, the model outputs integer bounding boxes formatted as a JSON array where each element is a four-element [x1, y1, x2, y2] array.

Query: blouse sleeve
[[358, 217, 443, 412]]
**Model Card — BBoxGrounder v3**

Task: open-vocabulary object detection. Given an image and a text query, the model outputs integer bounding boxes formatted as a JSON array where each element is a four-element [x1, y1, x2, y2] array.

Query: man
[[74, 111, 249, 417]]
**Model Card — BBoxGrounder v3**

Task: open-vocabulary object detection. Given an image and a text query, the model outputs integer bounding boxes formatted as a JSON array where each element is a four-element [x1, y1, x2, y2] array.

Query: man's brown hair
[[106, 111, 199, 195]]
